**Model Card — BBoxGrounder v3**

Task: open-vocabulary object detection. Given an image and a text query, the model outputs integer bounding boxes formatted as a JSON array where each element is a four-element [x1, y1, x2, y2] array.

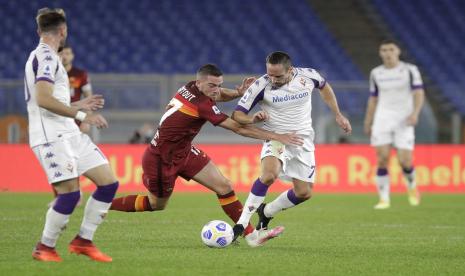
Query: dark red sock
[[217, 191, 254, 236], [110, 195, 153, 212]]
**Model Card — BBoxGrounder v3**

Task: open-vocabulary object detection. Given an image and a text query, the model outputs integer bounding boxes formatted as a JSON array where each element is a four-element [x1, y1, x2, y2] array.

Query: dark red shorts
[[141, 145, 210, 198]]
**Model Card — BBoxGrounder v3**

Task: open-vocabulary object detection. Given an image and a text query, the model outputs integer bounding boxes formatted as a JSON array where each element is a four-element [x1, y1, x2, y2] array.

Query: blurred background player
[[232, 51, 352, 239], [59, 44, 94, 134], [364, 39, 424, 210], [110, 64, 303, 247], [28, 8, 118, 262]]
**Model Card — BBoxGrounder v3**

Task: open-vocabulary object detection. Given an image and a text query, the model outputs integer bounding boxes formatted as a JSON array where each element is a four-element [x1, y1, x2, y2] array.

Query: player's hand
[[83, 113, 108, 129], [236, 77, 257, 96], [78, 94, 105, 111], [336, 113, 352, 134], [252, 111, 269, 123], [406, 114, 418, 126], [275, 132, 304, 146]]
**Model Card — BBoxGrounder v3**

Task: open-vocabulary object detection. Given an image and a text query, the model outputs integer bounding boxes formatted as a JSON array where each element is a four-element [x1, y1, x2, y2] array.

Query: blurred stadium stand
[[1, 0, 460, 143], [372, 0, 465, 116]]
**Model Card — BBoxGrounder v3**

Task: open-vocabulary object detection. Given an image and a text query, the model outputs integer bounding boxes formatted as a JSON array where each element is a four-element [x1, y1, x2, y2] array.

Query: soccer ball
[[200, 220, 234, 248]]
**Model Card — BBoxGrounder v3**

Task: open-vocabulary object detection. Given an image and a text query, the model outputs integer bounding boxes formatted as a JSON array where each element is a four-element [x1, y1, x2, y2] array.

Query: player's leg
[[236, 156, 282, 230], [67, 135, 118, 262], [48, 181, 83, 208], [395, 127, 420, 206], [31, 141, 82, 262], [259, 179, 313, 229], [183, 148, 255, 237], [374, 144, 391, 209], [258, 149, 315, 229], [33, 178, 81, 262], [110, 147, 172, 212], [68, 163, 117, 262]]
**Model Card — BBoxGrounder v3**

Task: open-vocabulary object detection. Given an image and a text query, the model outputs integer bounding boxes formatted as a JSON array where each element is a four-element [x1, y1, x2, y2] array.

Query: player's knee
[[399, 158, 412, 169], [260, 172, 278, 186], [295, 189, 312, 201], [214, 178, 233, 195], [377, 156, 389, 167]]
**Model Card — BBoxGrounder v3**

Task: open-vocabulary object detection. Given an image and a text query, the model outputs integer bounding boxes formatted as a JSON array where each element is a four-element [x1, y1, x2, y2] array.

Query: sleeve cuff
[[234, 105, 250, 114]]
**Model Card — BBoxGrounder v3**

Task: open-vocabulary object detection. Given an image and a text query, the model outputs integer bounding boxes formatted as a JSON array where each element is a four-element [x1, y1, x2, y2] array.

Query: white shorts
[[260, 137, 316, 183], [371, 123, 415, 150], [32, 133, 108, 184]]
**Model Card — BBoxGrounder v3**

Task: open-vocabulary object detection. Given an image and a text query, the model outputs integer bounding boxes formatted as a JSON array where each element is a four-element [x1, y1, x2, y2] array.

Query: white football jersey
[[24, 42, 80, 147], [236, 67, 325, 139], [370, 61, 423, 125]]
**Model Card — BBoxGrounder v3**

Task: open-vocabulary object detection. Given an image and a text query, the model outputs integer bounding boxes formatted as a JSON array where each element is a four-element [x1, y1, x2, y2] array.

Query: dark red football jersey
[[149, 81, 228, 164], [68, 66, 91, 103]]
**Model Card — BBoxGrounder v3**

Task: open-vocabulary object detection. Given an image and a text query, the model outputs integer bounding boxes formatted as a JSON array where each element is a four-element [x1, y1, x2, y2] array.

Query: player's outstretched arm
[[36, 81, 108, 129], [364, 96, 378, 135], [36, 80, 81, 118], [71, 94, 105, 111], [219, 118, 303, 146], [232, 110, 269, 124], [217, 77, 256, 102], [319, 82, 352, 134]]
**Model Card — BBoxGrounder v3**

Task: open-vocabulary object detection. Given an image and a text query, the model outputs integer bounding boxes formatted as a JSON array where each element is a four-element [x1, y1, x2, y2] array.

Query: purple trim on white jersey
[[411, 85, 423, 90], [235, 88, 265, 114], [235, 105, 249, 114], [35, 77, 54, 84], [249, 89, 265, 111], [32, 55, 38, 77], [369, 90, 378, 97]]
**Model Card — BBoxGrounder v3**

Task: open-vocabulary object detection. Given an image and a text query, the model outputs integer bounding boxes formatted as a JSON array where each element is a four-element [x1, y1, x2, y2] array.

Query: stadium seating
[[372, 0, 465, 115], [1, 0, 366, 113]]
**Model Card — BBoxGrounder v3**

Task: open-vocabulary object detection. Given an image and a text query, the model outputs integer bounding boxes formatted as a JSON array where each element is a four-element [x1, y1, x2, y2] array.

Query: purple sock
[[286, 189, 304, 205], [402, 167, 414, 174], [53, 190, 81, 215], [92, 182, 119, 203], [377, 168, 388, 176], [251, 178, 269, 196]]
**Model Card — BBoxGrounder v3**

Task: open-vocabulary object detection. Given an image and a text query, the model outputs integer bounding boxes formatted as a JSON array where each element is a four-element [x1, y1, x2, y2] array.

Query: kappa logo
[[44, 56, 53, 61], [66, 163, 74, 173], [300, 78, 306, 87]]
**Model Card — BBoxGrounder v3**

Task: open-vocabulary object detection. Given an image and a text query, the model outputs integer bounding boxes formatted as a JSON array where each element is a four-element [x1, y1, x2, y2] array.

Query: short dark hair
[[36, 7, 66, 33], [196, 64, 223, 79], [380, 39, 399, 47], [266, 51, 292, 69]]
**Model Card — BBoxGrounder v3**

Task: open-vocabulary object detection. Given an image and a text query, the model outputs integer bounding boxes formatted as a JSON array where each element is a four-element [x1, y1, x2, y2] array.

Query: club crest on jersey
[[212, 105, 221, 114], [300, 78, 306, 87]]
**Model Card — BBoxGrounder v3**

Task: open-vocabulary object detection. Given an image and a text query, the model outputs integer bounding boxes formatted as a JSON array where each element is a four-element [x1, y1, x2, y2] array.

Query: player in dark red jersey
[[60, 44, 93, 133], [110, 64, 303, 247]]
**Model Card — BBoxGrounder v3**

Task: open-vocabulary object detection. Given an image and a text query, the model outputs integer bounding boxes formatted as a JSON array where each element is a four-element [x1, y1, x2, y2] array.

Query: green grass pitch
[[0, 193, 464, 275]]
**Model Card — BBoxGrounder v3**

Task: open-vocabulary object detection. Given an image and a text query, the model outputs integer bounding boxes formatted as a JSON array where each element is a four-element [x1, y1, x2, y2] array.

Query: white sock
[[79, 196, 111, 241], [237, 193, 265, 228], [41, 208, 70, 247], [403, 169, 416, 190], [376, 174, 390, 202], [264, 191, 297, 218]]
